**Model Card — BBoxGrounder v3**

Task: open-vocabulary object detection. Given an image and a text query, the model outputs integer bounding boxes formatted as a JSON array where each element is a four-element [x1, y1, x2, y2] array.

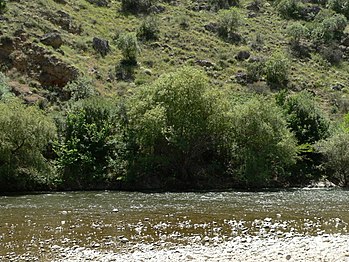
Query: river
[[1, 189, 349, 261]]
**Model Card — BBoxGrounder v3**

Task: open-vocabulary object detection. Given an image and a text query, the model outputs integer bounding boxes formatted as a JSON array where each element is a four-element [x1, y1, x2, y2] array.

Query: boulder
[[86, 0, 110, 7], [236, 50, 251, 61], [196, 59, 215, 68], [40, 32, 63, 49], [92, 37, 110, 57]]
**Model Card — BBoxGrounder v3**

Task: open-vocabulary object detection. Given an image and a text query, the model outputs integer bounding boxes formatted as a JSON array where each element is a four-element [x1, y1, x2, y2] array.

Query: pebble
[[51, 235, 349, 262]]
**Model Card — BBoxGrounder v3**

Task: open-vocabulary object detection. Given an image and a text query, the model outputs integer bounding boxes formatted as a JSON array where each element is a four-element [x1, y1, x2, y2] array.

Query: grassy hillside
[[1, 0, 349, 191], [1, 0, 348, 112]]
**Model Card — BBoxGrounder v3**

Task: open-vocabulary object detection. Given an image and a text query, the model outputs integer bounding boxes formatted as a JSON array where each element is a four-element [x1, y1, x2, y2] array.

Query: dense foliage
[[0, 98, 57, 191]]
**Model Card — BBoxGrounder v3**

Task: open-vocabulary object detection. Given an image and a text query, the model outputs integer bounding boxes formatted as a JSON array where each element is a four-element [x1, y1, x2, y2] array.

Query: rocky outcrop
[[40, 32, 63, 49], [92, 37, 110, 57], [42, 10, 82, 34], [236, 50, 251, 61], [0, 35, 78, 88]]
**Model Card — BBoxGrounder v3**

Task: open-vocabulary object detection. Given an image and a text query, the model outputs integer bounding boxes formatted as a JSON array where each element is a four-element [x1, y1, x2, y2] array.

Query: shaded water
[[1, 189, 349, 260]]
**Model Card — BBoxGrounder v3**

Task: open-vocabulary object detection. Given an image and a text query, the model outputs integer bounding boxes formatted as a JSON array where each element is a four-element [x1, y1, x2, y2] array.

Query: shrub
[[178, 15, 190, 29], [121, 0, 155, 14], [328, 0, 349, 19], [55, 97, 127, 189], [320, 45, 343, 65], [0, 98, 57, 191], [265, 51, 289, 87], [311, 13, 347, 44], [127, 67, 227, 187], [117, 32, 140, 63], [277, 91, 330, 145], [286, 22, 309, 46], [209, 0, 239, 11], [217, 7, 242, 41], [0, 0, 6, 14], [64, 76, 96, 101], [0, 72, 12, 100], [229, 97, 297, 187], [276, 0, 302, 19], [317, 131, 349, 186], [137, 16, 160, 41], [246, 59, 265, 82]]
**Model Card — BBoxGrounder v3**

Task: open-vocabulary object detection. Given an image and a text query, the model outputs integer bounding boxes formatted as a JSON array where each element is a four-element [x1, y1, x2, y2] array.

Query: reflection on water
[[0, 189, 349, 260]]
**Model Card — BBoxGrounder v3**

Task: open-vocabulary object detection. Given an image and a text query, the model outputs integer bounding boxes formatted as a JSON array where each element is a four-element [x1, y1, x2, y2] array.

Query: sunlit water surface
[[1, 189, 349, 260]]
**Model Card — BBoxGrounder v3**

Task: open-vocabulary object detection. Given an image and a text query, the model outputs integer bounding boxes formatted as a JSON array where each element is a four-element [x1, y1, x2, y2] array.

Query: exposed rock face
[[92, 37, 110, 57], [86, 0, 110, 7], [43, 10, 82, 34], [24, 43, 79, 87], [40, 32, 63, 49], [0, 35, 78, 88]]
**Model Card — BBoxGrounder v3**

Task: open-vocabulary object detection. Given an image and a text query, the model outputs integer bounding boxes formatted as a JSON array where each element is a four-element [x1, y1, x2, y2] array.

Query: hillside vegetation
[[1, 0, 349, 191]]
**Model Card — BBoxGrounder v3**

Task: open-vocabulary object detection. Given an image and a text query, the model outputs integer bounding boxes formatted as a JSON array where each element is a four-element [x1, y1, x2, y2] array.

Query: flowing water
[[1, 189, 349, 261]]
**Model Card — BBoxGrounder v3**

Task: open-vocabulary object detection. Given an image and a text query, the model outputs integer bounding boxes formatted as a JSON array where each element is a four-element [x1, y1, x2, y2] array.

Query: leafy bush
[[317, 131, 349, 186], [0, 72, 12, 100], [209, 0, 239, 11], [328, 0, 349, 18], [137, 16, 160, 41], [277, 91, 330, 145], [217, 7, 242, 40], [311, 13, 347, 44], [276, 0, 302, 19], [55, 97, 127, 189], [286, 22, 309, 46], [265, 51, 289, 87], [246, 59, 265, 83], [121, 0, 155, 14], [128, 67, 227, 187], [117, 32, 140, 63], [229, 97, 297, 187], [64, 76, 96, 101], [320, 45, 343, 65], [0, 98, 57, 191], [0, 0, 6, 14]]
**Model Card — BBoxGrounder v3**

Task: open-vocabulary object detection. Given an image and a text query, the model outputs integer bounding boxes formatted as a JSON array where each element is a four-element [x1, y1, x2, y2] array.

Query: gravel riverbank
[[53, 235, 349, 262]]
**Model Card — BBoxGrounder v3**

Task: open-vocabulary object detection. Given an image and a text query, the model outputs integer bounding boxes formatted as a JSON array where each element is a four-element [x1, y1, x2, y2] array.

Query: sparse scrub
[[117, 32, 140, 63], [276, 0, 302, 19], [265, 52, 289, 87], [121, 0, 155, 14], [137, 16, 160, 41], [217, 7, 242, 42], [328, 0, 349, 19]]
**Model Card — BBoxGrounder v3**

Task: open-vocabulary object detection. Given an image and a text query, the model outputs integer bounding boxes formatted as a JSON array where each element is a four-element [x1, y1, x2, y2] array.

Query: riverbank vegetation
[[1, 0, 349, 191]]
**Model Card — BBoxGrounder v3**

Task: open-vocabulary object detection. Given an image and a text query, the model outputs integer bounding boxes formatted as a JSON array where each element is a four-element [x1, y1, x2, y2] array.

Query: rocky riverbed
[[51, 235, 349, 261]]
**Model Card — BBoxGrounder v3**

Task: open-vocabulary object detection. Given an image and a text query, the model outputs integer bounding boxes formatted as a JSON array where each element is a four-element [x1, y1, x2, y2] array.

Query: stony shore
[[53, 235, 349, 262]]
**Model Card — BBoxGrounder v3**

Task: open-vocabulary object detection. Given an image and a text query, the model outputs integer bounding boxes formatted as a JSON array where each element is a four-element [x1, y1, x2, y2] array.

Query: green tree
[[317, 131, 349, 186], [55, 97, 127, 189], [117, 32, 140, 63], [0, 98, 57, 191], [229, 97, 297, 187], [278, 91, 330, 145], [64, 76, 96, 101], [276, 0, 302, 19], [128, 67, 227, 188]]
